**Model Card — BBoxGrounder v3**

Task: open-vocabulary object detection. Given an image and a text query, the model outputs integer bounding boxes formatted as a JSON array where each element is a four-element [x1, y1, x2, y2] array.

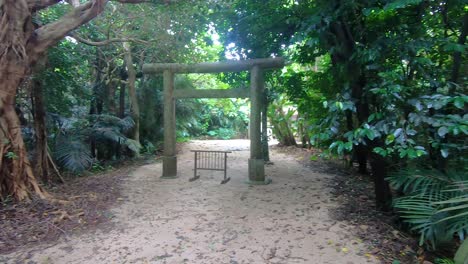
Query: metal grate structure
[[190, 150, 231, 184]]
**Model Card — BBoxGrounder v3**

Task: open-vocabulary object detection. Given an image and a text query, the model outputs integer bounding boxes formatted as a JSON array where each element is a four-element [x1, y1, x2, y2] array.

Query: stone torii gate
[[142, 58, 285, 183]]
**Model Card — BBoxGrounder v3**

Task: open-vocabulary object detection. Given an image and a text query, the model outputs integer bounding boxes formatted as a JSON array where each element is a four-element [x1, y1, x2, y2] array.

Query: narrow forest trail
[[5, 140, 378, 264]]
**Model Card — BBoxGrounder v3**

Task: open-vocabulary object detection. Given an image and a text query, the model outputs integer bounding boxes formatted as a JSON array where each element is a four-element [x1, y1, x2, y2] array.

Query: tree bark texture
[[261, 89, 270, 162], [107, 76, 117, 115], [450, 13, 468, 85], [31, 77, 50, 183], [0, 0, 46, 200], [369, 151, 392, 211], [119, 67, 127, 118], [123, 42, 140, 143]]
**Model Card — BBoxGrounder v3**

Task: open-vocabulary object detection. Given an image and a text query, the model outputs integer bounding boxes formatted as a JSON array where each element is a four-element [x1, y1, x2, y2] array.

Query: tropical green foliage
[[267, 94, 297, 146], [454, 239, 468, 264], [388, 169, 468, 249], [52, 114, 140, 173], [214, 0, 467, 253], [15, 0, 467, 259]]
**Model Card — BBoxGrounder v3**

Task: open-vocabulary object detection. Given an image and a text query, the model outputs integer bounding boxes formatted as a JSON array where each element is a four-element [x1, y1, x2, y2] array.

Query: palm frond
[[125, 139, 141, 153], [54, 136, 93, 172], [90, 127, 127, 144], [89, 114, 135, 132], [389, 169, 468, 249], [118, 116, 135, 132]]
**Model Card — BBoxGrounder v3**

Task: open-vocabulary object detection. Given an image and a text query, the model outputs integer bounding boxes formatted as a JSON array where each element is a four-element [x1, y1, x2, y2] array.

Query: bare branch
[[27, 0, 154, 11], [28, 0, 170, 59], [66, 0, 80, 7], [68, 33, 149, 46], [114, 0, 151, 2], [29, 0, 107, 57], [28, 0, 61, 12]]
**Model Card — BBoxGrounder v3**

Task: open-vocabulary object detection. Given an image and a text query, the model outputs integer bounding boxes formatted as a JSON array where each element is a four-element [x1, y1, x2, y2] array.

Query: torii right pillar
[[248, 65, 268, 184]]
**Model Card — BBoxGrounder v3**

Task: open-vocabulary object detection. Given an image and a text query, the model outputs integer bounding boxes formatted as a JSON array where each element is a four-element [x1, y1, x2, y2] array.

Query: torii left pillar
[[248, 65, 267, 184], [162, 70, 177, 178]]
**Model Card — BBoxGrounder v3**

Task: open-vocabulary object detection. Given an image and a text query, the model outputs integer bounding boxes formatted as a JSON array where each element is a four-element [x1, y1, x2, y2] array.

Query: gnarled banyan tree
[[0, 0, 166, 201]]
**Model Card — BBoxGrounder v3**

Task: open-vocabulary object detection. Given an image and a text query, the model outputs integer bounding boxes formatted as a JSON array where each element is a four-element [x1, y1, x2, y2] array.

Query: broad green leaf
[[366, 129, 376, 140], [374, 147, 387, 157], [455, 239, 468, 264], [440, 149, 449, 158], [454, 97, 465, 109], [438, 127, 449, 137], [443, 43, 466, 53], [386, 134, 395, 144]]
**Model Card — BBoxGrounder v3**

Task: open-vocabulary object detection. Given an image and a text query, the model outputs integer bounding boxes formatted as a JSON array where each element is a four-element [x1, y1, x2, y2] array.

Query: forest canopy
[[0, 0, 466, 259]]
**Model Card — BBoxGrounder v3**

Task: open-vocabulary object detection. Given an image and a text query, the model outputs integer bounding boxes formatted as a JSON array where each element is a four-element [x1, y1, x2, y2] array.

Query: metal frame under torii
[[142, 57, 285, 184]]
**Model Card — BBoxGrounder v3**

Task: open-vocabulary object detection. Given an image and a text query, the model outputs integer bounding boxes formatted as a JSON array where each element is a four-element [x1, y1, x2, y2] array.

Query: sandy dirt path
[[3, 140, 378, 264]]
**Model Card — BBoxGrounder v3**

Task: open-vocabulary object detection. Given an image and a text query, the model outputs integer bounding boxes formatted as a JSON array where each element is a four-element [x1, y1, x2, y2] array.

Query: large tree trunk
[[0, 71, 46, 200], [0, 1, 46, 200], [123, 42, 140, 143]]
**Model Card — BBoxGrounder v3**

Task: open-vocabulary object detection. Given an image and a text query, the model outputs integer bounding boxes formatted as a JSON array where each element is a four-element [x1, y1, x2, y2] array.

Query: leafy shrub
[[141, 140, 157, 154], [206, 128, 236, 139]]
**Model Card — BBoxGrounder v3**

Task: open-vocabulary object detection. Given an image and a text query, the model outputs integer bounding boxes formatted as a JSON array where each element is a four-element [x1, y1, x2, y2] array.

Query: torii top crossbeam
[[142, 57, 285, 74]]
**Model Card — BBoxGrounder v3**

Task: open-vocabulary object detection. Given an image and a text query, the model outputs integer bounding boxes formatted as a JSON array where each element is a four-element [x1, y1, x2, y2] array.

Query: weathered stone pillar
[[162, 70, 177, 178], [248, 65, 267, 183]]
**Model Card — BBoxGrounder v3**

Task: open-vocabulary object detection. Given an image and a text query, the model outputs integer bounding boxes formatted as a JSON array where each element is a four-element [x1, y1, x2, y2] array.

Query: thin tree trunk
[[450, 13, 468, 85], [119, 69, 127, 118], [345, 110, 355, 167], [369, 151, 392, 211], [89, 48, 104, 158], [355, 145, 368, 174], [351, 77, 369, 174], [123, 42, 140, 143], [108, 79, 117, 115], [119, 78, 126, 118], [31, 77, 64, 184], [261, 91, 270, 162], [31, 77, 50, 183]]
